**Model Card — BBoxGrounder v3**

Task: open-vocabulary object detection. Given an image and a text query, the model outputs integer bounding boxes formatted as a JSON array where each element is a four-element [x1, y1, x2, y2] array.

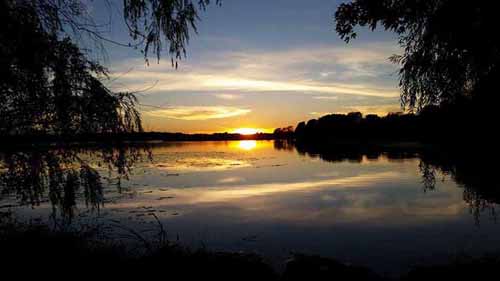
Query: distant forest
[[275, 102, 496, 144], [0, 132, 275, 146]]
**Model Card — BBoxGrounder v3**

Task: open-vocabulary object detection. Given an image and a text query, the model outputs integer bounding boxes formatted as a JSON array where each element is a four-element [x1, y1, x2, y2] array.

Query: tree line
[[274, 101, 496, 144]]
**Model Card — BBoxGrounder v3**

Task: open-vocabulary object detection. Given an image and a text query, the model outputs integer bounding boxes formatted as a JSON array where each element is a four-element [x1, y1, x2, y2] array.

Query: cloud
[[313, 96, 339, 100], [112, 71, 398, 98], [110, 42, 401, 99], [320, 72, 335, 78], [145, 106, 251, 120], [309, 105, 402, 117], [309, 112, 331, 116], [201, 77, 397, 97], [214, 93, 242, 100]]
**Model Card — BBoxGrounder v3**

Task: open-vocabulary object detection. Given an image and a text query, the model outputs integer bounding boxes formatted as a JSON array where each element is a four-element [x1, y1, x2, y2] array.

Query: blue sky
[[89, 0, 402, 133]]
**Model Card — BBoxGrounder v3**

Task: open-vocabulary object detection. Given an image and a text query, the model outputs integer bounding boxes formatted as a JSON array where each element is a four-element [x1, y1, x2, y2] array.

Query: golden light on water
[[238, 140, 257, 150], [228, 140, 272, 151]]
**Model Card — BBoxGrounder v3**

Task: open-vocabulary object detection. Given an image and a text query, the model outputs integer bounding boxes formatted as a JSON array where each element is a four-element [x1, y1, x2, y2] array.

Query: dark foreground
[[2, 215, 500, 281]]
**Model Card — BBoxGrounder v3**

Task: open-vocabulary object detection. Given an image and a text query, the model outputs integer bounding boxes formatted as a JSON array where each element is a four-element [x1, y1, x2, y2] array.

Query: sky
[[89, 0, 402, 133]]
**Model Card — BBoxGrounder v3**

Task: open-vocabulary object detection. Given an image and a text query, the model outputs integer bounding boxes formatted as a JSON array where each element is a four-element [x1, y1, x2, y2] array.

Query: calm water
[[1, 140, 499, 274]]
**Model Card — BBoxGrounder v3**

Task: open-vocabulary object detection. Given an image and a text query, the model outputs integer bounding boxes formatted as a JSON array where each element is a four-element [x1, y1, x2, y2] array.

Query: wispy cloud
[[309, 112, 331, 116], [145, 106, 251, 121], [309, 105, 402, 117], [110, 43, 400, 98], [214, 93, 242, 100], [313, 96, 339, 100]]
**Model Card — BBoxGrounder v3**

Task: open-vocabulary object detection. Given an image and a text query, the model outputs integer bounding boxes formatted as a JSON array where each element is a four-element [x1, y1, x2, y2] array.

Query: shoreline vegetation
[[0, 132, 276, 148], [2, 103, 497, 148], [2, 214, 500, 280]]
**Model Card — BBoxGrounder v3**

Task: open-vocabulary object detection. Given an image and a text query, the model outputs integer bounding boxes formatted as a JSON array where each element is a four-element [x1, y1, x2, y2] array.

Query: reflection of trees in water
[[419, 151, 499, 224], [273, 140, 295, 152], [0, 145, 151, 221], [1, 141, 497, 225], [290, 140, 499, 224], [293, 141, 419, 163]]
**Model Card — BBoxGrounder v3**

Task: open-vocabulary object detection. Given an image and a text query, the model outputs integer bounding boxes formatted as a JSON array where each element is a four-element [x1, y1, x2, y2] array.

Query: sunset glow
[[232, 128, 262, 135], [95, 0, 404, 134]]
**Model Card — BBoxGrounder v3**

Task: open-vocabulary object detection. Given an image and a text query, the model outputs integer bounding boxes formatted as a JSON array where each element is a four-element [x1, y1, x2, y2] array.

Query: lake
[[1, 140, 499, 274]]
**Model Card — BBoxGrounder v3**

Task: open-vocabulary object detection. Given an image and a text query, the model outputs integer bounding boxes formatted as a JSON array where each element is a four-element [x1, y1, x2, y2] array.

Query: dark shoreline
[[0, 132, 276, 148], [2, 216, 499, 281], [0, 132, 434, 147]]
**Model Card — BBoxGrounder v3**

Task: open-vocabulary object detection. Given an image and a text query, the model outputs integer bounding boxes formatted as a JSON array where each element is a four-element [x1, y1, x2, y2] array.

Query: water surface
[[1, 140, 498, 274]]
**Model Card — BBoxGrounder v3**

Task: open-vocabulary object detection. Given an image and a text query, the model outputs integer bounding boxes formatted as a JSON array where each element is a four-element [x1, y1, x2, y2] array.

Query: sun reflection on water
[[237, 140, 257, 150]]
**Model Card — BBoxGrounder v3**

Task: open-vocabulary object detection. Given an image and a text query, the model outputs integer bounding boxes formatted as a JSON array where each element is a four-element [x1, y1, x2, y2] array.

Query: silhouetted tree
[[335, 1, 500, 110], [273, 126, 295, 139], [123, 0, 220, 65], [295, 111, 420, 141], [1, 0, 218, 135]]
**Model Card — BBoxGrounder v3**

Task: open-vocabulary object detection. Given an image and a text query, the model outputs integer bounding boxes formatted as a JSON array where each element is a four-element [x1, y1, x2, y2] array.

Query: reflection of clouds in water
[[109, 168, 468, 226], [114, 171, 399, 207], [312, 191, 464, 222], [217, 177, 246, 184], [315, 171, 341, 178], [184, 171, 400, 203], [4, 140, 498, 276], [152, 157, 252, 173]]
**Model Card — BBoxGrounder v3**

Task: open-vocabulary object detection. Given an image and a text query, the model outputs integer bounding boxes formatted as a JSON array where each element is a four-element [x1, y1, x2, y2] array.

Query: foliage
[[0, 1, 141, 135], [335, 1, 500, 110], [273, 126, 295, 139], [1, 0, 219, 135], [123, 0, 221, 66], [294, 111, 419, 141]]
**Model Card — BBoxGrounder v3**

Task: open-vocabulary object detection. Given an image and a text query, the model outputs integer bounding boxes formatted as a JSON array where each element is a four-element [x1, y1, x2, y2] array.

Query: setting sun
[[232, 128, 261, 135]]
